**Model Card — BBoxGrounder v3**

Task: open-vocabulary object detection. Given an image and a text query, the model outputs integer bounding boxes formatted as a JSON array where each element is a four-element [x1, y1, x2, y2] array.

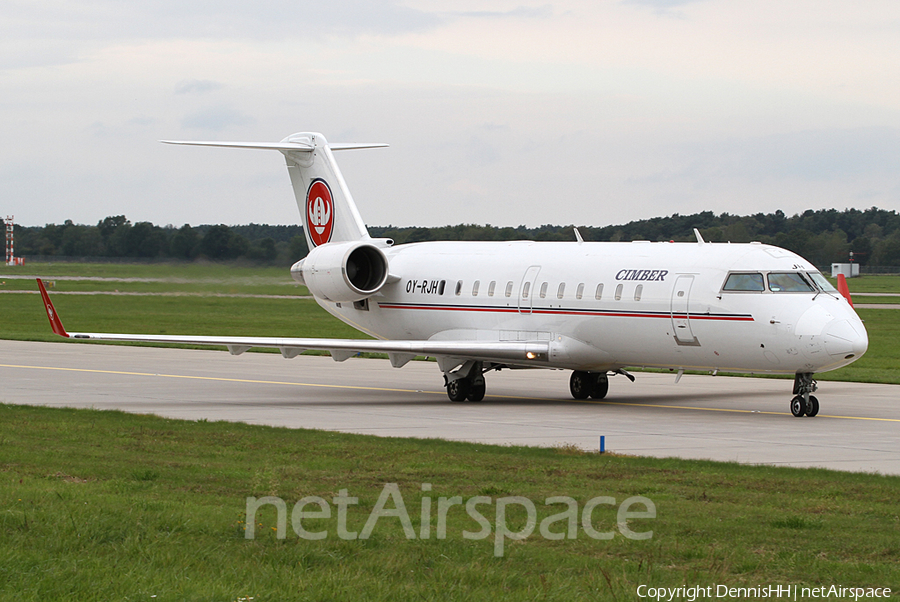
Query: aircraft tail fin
[[162, 133, 388, 251]]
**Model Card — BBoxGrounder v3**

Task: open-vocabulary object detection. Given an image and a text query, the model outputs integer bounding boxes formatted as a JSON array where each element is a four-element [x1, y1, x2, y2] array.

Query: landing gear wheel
[[590, 374, 609, 400], [569, 371, 592, 399], [447, 378, 470, 402], [467, 382, 486, 402], [805, 395, 819, 417], [791, 373, 819, 418]]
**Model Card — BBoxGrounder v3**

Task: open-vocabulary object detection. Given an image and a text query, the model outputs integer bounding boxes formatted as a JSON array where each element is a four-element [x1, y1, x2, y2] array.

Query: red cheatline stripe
[[377, 303, 754, 322], [379, 304, 519, 313]]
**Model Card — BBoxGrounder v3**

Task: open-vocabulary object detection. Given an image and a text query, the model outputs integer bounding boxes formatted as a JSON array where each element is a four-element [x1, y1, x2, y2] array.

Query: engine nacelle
[[291, 241, 389, 302]]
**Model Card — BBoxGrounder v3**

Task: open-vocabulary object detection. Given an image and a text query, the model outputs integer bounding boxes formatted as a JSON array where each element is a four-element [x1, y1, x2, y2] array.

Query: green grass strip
[[1, 404, 898, 601]]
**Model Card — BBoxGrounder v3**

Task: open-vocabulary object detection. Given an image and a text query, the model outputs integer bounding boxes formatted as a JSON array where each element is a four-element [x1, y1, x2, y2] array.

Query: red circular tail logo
[[306, 179, 334, 247]]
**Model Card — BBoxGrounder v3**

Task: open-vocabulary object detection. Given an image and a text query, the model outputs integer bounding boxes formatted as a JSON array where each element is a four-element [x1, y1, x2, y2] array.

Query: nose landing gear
[[790, 394, 819, 417], [791, 373, 819, 417]]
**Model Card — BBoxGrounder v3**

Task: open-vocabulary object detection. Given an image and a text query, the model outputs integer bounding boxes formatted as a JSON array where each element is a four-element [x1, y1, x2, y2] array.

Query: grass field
[[1, 261, 292, 280], [1, 404, 897, 601], [0, 293, 361, 345], [1, 262, 309, 296], [1, 279, 309, 296], [837, 275, 900, 293], [854, 296, 900, 304]]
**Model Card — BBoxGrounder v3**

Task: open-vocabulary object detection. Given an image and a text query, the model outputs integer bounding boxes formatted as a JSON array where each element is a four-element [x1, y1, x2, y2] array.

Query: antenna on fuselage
[[574, 228, 584, 244], [693, 228, 706, 245]]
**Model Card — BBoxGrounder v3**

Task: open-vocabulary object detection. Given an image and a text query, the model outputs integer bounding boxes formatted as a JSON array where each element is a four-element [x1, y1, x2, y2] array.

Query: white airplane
[[37, 132, 868, 417]]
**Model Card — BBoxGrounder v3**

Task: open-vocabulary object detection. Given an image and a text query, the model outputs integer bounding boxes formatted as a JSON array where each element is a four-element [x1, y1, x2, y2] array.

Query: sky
[[2, 0, 900, 229]]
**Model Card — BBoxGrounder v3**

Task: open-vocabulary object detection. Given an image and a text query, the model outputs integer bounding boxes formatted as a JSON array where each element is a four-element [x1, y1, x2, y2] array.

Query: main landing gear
[[446, 375, 486, 402], [569, 371, 609, 400], [790, 373, 819, 417], [445, 361, 487, 402], [569, 369, 634, 400], [443, 364, 632, 403]]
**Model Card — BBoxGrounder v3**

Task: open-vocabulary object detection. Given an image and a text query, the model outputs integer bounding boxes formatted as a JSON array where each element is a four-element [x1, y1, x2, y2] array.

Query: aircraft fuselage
[[320, 239, 867, 376]]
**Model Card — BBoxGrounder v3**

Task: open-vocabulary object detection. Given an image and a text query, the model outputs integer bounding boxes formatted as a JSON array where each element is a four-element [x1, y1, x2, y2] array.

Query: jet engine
[[291, 241, 389, 302]]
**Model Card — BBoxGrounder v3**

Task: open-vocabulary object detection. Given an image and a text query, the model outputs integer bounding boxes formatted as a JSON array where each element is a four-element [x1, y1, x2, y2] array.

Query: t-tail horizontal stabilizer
[[161, 132, 388, 252], [159, 140, 388, 152]]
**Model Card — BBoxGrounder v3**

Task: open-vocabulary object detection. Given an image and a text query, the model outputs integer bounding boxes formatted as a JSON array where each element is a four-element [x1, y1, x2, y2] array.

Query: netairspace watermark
[[244, 483, 656, 557], [637, 585, 893, 601]]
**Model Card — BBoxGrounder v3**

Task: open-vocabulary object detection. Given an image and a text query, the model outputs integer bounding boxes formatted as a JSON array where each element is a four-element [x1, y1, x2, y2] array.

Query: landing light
[[526, 352, 537, 359]]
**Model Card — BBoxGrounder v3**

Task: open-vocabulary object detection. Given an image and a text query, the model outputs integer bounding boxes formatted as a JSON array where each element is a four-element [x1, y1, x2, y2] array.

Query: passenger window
[[439, 280, 446, 295], [557, 283, 565, 299], [539, 282, 548, 298], [615, 284, 623, 301], [634, 285, 643, 301], [576, 283, 584, 300], [595, 284, 604, 300], [472, 280, 480, 296], [768, 273, 815, 293], [522, 282, 531, 299], [723, 273, 764, 292], [455, 280, 462, 296], [488, 281, 496, 297], [505, 281, 513, 297]]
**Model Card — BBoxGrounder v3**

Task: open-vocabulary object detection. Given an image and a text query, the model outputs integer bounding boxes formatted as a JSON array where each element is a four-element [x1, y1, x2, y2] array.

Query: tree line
[[12, 207, 900, 267], [15, 217, 310, 266]]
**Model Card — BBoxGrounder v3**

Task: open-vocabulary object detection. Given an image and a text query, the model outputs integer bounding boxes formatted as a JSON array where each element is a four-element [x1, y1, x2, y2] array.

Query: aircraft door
[[671, 275, 700, 346], [518, 266, 541, 314]]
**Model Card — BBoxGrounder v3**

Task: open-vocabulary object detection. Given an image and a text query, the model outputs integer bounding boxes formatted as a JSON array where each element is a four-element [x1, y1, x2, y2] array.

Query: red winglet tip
[[36, 278, 69, 337], [836, 273, 854, 307]]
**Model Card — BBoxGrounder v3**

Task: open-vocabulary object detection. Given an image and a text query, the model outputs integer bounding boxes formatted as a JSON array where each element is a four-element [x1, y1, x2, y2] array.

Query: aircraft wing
[[36, 279, 549, 368]]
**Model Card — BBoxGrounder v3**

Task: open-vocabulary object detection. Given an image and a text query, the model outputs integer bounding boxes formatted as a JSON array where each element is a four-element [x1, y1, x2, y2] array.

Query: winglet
[[36, 278, 69, 337], [836, 273, 854, 307]]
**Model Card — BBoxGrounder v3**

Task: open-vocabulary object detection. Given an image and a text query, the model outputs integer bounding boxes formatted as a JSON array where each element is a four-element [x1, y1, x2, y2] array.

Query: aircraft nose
[[822, 318, 868, 361]]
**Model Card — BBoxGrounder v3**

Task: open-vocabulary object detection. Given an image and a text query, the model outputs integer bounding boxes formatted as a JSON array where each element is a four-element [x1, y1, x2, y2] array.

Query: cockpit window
[[807, 272, 837, 292], [768, 272, 815, 292], [723, 273, 765, 292]]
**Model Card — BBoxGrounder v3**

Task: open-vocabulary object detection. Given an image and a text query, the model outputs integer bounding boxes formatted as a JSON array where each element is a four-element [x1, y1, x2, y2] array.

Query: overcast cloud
[[2, 0, 899, 228]]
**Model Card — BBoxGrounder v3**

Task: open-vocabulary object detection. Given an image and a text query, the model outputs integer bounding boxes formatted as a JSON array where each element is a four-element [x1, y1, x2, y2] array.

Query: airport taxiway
[[1, 340, 897, 475]]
